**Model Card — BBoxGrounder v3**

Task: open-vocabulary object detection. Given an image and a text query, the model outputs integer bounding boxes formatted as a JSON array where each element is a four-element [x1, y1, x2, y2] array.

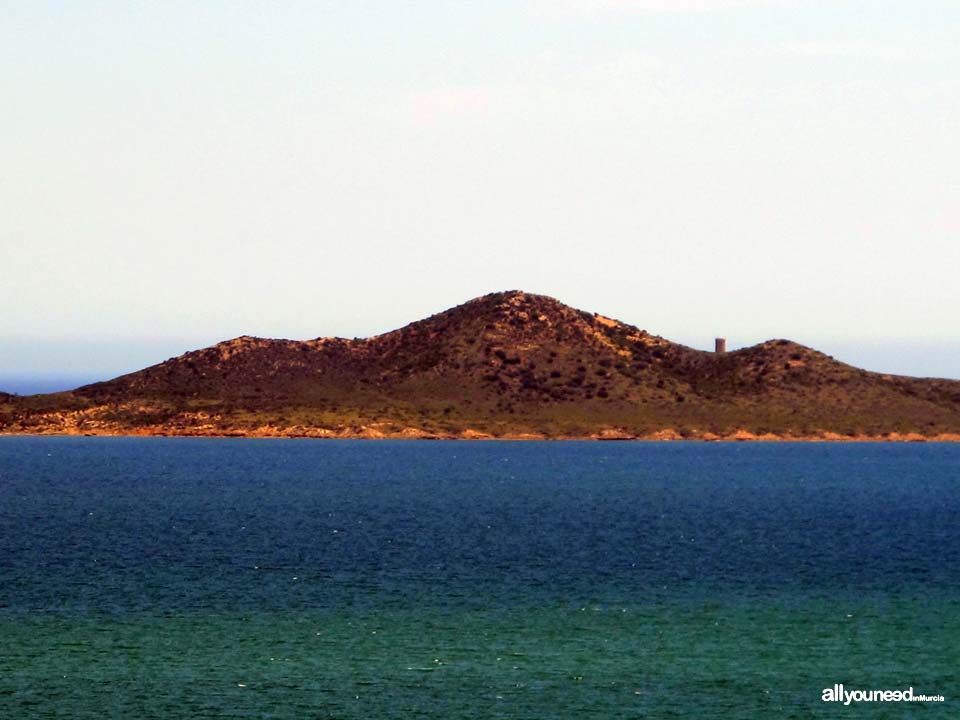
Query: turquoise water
[[1, 438, 957, 717]]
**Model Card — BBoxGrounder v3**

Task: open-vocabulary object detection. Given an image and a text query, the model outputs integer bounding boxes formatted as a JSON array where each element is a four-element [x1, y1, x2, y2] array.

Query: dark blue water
[[1, 438, 958, 718]]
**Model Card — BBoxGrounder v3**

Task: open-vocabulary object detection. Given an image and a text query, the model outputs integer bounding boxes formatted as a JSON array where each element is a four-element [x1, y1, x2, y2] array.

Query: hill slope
[[3, 291, 960, 439]]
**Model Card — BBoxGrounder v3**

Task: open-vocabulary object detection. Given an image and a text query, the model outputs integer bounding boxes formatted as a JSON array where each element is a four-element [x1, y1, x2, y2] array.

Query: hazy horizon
[[3, 1, 957, 385]]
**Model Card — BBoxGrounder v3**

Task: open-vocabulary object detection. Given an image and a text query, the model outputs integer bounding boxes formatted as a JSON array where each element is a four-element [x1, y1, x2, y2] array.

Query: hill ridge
[[2, 290, 959, 440]]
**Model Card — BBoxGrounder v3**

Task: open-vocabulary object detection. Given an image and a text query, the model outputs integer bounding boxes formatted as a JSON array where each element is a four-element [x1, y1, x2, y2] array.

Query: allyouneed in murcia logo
[[822, 684, 944, 705]]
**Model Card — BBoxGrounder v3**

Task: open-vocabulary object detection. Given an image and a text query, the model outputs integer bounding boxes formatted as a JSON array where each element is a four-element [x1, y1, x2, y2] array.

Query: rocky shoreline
[[4, 424, 958, 442]]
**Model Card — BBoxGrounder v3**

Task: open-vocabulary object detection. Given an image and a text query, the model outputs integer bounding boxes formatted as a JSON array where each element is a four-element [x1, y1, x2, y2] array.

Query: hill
[[2, 291, 960, 440]]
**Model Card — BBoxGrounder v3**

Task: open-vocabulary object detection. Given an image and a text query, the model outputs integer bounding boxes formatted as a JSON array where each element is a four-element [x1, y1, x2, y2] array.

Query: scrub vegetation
[[3, 291, 960, 439]]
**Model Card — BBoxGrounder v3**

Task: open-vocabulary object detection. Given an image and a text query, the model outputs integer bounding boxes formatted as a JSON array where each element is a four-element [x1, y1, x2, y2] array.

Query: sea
[[1, 437, 957, 718]]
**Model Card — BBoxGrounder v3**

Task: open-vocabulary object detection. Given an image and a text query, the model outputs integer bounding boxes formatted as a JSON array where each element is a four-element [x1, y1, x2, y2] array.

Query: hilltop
[[2, 291, 959, 440]]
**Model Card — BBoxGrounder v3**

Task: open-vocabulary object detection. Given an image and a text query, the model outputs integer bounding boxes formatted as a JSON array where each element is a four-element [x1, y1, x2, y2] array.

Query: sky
[[2, 0, 958, 393]]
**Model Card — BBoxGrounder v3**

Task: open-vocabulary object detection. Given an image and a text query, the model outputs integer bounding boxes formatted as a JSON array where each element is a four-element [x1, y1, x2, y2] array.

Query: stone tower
[[715, 337, 726, 353]]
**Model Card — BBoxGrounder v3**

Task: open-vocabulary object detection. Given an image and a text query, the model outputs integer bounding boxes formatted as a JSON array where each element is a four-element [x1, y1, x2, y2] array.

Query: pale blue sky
[[2, 0, 958, 392]]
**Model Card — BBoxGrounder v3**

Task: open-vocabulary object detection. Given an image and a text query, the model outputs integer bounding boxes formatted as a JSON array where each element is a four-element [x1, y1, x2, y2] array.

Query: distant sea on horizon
[[1, 438, 957, 718], [0, 377, 98, 396]]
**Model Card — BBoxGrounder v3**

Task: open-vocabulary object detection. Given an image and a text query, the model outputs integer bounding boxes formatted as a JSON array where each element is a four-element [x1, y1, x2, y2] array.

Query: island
[[2, 291, 959, 440]]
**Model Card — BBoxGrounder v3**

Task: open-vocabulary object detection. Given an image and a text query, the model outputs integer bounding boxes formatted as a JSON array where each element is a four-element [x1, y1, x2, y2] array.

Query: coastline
[[3, 427, 959, 442]]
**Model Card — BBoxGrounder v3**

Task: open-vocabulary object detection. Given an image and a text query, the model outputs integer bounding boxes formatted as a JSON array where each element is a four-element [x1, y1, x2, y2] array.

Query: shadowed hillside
[[3, 291, 960, 439]]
